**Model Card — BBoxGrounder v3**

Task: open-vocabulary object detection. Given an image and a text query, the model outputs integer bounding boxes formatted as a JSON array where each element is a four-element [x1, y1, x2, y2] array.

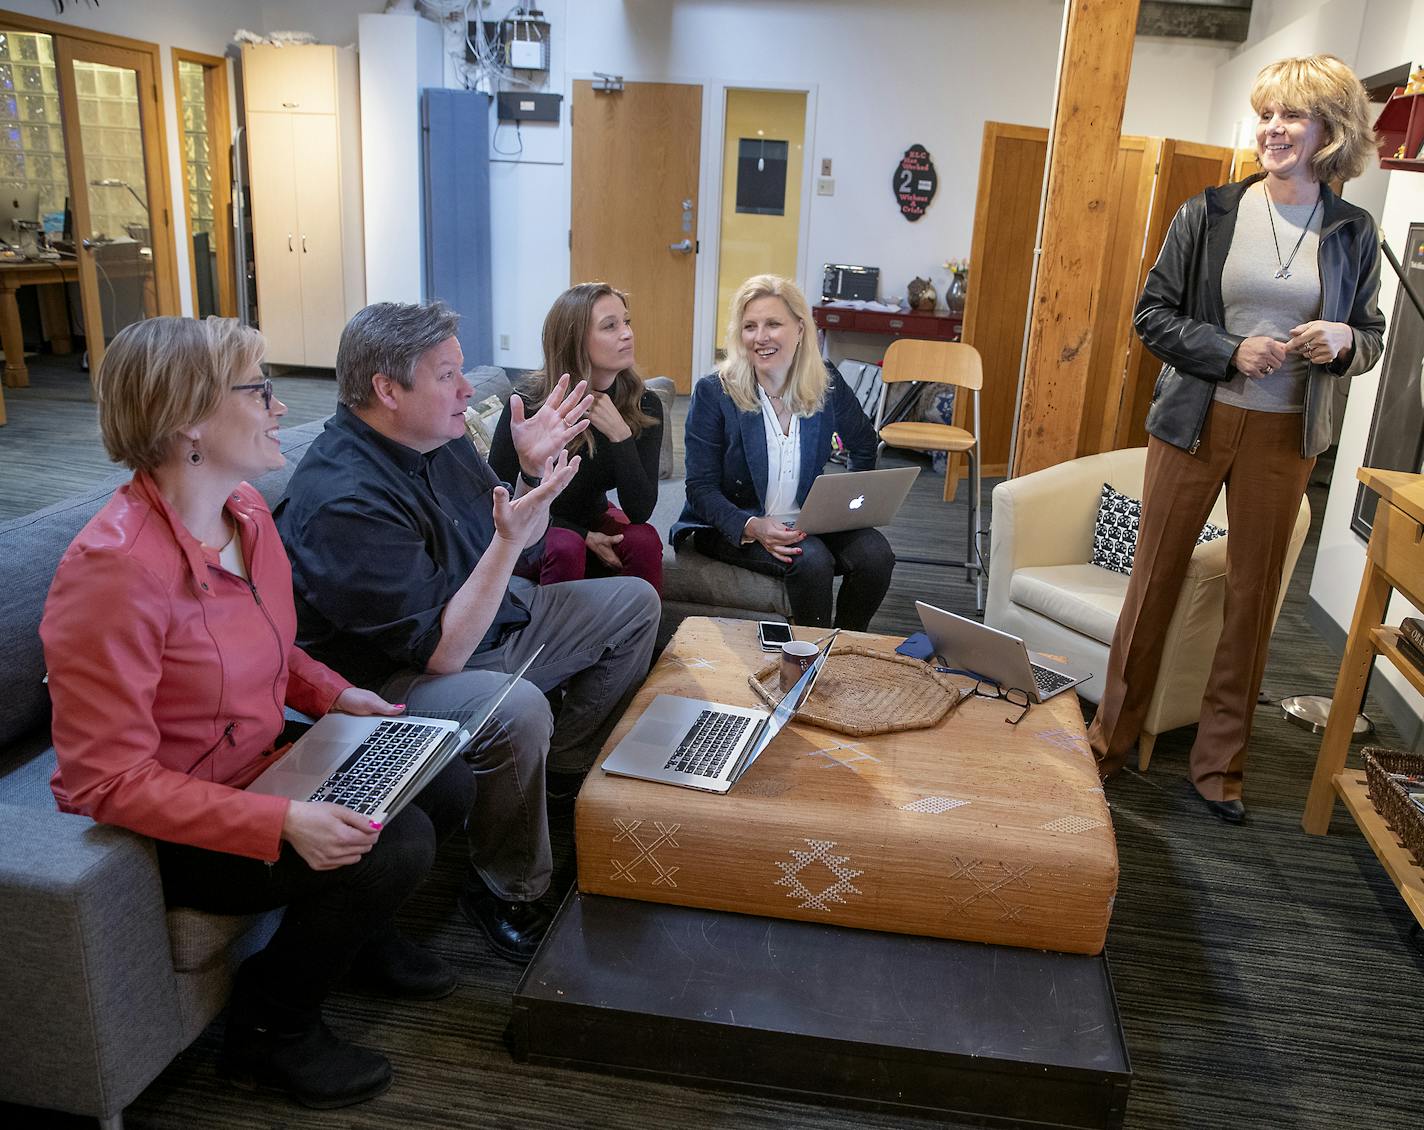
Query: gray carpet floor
[[2, 358, 1421, 1129]]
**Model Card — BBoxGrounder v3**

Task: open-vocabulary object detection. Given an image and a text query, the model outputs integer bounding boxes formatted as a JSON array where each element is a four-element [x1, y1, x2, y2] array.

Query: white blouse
[[758, 387, 801, 524]]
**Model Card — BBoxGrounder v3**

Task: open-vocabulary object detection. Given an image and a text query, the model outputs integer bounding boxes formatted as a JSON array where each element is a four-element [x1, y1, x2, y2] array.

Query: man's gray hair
[[336, 301, 462, 408]]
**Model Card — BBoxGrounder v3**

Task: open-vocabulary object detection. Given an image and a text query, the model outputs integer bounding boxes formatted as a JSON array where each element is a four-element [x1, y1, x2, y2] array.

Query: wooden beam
[[1013, 0, 1141, 477]]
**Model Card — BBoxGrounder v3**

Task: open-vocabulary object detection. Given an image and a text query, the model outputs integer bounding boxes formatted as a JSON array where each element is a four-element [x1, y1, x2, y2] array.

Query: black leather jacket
[[1136, 173, 1385, 458]]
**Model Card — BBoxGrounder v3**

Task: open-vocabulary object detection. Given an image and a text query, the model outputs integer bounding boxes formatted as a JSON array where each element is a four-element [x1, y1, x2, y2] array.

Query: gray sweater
[[1216, 180, 1323, 413]]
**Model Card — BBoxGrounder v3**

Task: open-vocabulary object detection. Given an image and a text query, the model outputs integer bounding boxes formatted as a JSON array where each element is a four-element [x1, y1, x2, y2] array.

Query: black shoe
[[546, 768, 586, 815], [347, 929, 457, 1000], [1195, 790, 1246, 824], [222, 1017, 392, 1109], [458, 877, 552, 963]]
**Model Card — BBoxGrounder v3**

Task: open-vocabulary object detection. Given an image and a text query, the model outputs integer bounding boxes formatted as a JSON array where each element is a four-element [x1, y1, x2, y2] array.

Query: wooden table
[[576, 617, 1118, 954], [1303, 468, 1424, 926], [0, 260, 79, 426]]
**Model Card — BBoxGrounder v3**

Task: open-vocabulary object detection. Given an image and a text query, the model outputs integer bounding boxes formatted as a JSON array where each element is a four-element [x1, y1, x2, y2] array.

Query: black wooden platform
[[510, 892, 1131, 1128]]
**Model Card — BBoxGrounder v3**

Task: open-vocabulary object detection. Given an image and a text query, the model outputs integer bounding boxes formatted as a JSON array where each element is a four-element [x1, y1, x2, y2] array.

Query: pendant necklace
[[1263, 183, 1320, 281]]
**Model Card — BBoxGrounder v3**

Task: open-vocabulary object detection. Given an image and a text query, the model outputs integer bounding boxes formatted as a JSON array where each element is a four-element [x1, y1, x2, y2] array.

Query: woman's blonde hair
[[98, 316, 266, 472], [522, 281, 655, 456], [1250, 54, 1376, 184], [718, 274, 827, 416]]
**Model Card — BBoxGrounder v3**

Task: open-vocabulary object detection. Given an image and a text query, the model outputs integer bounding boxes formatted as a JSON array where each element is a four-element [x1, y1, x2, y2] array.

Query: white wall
[[1123, 38, 1236, 142]]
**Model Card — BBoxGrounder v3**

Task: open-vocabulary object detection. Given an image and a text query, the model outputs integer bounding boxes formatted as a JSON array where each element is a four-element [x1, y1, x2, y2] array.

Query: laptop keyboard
[[1030, 664, 1075, 698], [663, 709, 754, 778], [309, 719, 447, 814]]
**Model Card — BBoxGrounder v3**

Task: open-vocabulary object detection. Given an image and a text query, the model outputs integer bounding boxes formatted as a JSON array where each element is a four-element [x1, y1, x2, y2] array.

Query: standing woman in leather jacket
[[1088, 55, 1385, 823]]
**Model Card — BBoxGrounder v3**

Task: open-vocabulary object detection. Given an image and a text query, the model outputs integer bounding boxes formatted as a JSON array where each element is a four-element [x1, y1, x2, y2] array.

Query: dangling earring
[[188, 442, 204, 466]]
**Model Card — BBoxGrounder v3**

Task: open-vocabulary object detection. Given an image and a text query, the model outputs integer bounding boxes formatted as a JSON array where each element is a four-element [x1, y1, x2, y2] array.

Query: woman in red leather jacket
[[41, 317, 473, 1109]]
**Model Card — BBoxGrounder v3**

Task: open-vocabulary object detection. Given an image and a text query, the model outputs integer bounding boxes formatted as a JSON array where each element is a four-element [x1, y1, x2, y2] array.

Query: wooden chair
[[874, 339, 984, 608]]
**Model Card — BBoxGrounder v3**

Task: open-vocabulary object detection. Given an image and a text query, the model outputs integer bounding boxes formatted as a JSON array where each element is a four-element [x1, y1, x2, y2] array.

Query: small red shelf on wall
[[1375, 89, 1424, 171]]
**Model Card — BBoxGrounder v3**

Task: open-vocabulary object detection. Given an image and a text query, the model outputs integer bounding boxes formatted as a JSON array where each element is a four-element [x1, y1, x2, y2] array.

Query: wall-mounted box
[[496, 91, 562, 124]]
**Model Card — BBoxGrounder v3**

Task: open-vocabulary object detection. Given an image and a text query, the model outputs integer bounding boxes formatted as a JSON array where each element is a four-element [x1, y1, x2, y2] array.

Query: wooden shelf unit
[[1303, 468, 1424, 928], [1374, 89, 1424, 170]]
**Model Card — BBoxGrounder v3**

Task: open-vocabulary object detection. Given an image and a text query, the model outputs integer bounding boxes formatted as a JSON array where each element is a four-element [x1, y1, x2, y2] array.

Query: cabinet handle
[[825, 314, 841, 324], [282, 101, 299, 109], [889, 319, 904, 329], [301, 235, 308, 253], [287, 233, 293, 252]]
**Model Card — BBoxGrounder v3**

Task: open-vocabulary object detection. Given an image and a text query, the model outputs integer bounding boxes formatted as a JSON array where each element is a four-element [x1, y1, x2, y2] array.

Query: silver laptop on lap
[[778, 467, 919, 535], [915, 601, 1089, 703], [601, 632, 838, 793], [248, 646, 542, 823]]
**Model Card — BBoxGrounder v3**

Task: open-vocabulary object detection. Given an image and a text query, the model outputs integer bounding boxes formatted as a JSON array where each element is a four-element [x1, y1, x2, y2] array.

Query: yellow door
[[571, 80, 702, 393]]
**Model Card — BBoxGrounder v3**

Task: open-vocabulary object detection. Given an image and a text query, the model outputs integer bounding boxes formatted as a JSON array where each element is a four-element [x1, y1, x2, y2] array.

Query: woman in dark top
[[1088, 54, 1384, 824], [491, 282, 664, 591], [670, 273, 893, 630]]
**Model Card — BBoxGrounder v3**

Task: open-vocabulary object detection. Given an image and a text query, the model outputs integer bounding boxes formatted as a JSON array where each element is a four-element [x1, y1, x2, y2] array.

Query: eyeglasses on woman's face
[[231, 377, 274, 411], [973, 679, 1032, 725]]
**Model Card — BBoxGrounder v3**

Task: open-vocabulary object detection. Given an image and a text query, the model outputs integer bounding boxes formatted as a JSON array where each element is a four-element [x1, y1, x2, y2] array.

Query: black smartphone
[[757, 621, 794, 650]]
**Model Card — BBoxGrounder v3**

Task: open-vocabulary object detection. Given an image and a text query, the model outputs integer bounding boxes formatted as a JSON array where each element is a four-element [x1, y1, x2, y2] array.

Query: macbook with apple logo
[[777, 466, 919, 535]]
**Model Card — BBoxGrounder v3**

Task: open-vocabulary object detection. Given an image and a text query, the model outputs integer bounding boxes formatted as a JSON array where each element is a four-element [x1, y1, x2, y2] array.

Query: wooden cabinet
[[812, 306, 962, 342], [242, 44, 364, 368], [1303, 469, 1424, 926]]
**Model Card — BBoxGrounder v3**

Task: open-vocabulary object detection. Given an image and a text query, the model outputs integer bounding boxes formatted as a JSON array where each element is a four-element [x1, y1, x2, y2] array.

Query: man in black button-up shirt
[[277, 302, 660, 962]]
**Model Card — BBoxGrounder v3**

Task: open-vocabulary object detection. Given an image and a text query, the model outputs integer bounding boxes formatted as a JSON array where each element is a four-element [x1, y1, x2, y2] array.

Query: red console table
[[813, 304, 962, 343]]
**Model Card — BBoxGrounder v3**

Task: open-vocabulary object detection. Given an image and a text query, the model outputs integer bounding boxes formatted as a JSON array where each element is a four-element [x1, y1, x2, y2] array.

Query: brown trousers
[[1086, 401, 1313, 800]]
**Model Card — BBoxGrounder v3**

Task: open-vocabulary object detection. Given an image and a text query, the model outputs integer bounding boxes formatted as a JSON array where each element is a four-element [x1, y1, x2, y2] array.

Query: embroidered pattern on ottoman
[[774, 839, 864, 911], [610, 819, 681, 887], [1039, 815, 1107, 835], [1090, 482, 1227, 576], [802, 741, 881, 774], [946, 857, 1033, 923], [901, 795, 971, 814]]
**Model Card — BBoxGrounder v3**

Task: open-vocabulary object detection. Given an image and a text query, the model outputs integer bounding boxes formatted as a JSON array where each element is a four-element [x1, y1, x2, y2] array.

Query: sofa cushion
[[1089, 482, 1226, 576], [1010, 564, 1130, 646], [643, 376, 677, 480], [166, 907, 274, 974]]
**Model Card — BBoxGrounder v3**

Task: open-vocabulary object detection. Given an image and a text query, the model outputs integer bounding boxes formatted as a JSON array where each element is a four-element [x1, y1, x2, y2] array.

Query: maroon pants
[[537, 505, 663, 593], [1087, 401, 1312, 801]]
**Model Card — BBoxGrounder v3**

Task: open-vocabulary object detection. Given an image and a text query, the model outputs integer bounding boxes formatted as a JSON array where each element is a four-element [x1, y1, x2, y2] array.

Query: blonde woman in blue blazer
[[670, 274, 893, 629]]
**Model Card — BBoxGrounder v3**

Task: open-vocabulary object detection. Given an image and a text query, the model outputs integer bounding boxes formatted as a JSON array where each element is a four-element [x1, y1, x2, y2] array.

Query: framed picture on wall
[[1351, 221, 1424, 541]]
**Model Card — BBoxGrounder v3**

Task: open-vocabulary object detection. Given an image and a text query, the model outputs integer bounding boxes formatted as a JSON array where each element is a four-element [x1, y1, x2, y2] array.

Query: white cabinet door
[[243, 45, 336, 115], [292, 114, 346, 369], [246, 111, 305, 365]]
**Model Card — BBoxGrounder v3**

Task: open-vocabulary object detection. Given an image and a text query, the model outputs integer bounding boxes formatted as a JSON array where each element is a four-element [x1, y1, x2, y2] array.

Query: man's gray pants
[[380, 576, 660, 901]]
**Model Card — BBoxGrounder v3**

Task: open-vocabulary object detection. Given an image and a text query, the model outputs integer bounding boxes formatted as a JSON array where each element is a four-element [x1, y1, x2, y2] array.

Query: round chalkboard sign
[[893, 144, 937, 222]]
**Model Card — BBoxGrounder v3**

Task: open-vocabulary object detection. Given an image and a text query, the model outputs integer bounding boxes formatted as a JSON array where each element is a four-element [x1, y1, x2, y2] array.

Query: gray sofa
[[0, 371, 787, 1128]]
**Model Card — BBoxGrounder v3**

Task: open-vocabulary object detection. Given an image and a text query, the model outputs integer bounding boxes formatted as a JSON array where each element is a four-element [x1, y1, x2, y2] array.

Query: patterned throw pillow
[[1089, 483, 1227, 576]]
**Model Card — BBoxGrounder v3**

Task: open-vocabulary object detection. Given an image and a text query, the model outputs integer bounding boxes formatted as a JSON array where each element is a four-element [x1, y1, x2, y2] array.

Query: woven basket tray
[[1362, 747, 1424, 866], [748, 644, 964, 736]]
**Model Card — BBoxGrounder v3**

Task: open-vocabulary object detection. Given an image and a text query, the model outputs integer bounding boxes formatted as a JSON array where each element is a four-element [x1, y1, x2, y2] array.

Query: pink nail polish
[[369, 820, 383, 830]]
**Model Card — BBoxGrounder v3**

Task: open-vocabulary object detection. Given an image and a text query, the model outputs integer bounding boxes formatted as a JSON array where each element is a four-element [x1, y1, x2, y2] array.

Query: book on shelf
[[1397, 616, 1424, 673]]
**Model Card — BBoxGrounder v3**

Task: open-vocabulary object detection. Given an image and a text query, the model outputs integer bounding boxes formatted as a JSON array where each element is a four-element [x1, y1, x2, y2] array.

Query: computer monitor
[[0, 185, 40, 240]]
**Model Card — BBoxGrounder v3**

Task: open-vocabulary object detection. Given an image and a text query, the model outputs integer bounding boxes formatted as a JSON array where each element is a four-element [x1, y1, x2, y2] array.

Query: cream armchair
[[985, 448, 1310, 770]]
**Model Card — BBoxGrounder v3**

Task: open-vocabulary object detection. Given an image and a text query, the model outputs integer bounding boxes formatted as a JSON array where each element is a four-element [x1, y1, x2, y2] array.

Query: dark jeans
[[692, 526, 895, 630], [157, 759, 473, 1017]]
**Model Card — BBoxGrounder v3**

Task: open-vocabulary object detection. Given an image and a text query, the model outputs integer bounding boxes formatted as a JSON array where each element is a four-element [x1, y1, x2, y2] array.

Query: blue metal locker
[[422, 88, 493, 366]]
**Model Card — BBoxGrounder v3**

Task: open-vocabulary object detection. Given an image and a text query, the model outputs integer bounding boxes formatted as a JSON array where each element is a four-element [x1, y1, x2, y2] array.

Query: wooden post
[[1012, 0, 1141, 477]]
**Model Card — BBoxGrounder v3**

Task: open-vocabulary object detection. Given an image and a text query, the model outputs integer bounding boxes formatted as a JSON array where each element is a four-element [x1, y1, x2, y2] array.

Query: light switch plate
[[817, 177, 835, 196]]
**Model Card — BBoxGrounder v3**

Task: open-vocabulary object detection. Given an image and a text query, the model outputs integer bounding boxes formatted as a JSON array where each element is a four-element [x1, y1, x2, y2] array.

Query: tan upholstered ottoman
[[576, 618, 1118, 955]]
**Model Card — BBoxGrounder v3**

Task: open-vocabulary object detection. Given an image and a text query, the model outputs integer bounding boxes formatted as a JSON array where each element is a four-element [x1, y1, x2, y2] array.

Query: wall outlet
[[499, 334, 511, 351], [817, 177, 835, 196]]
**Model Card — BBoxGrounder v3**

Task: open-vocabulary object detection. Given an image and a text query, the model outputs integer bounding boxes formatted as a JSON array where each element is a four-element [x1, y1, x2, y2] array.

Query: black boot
[[221, 961, 392, 1109], [347, 925, 457, 1000]]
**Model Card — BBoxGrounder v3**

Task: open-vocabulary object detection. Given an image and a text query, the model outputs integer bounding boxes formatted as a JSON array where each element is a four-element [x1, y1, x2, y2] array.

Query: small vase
[[945, 270, 968, 315]]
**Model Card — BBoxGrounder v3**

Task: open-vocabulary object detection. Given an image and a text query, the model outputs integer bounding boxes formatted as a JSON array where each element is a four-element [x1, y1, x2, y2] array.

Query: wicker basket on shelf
[[1362, 747, 1424, 866]]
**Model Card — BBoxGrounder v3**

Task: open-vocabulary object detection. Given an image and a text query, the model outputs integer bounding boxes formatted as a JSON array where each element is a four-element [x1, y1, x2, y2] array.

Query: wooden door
[[960, 122, 1048, 477], [173, 48, 236, 318], [55, 37, 180, 374], [1078, 136, 1161, 457], [1114, 139, 1233, 450], [571, 80, 701, 393], [293, 113, 344, 368], [245, 111, 305, 364]]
